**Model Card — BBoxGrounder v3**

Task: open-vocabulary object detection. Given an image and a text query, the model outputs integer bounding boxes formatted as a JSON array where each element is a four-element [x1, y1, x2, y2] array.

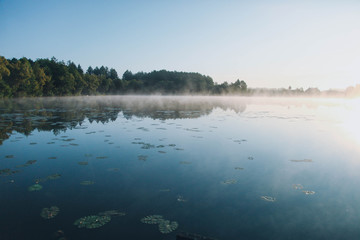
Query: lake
[[1, 96, 360, 240]]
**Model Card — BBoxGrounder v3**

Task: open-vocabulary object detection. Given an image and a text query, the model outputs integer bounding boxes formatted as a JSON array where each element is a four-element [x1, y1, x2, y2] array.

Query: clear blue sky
[[1, 0, 359, 90]]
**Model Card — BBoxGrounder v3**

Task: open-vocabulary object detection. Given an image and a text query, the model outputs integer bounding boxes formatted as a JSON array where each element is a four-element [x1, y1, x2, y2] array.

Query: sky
[[1, 0, 359, 90]]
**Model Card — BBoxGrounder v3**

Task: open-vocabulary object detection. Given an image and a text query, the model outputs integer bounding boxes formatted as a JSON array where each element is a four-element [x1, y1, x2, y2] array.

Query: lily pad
[[158, 220, 178, 234], [80, 180, 95, 185], [138, 155, 148, 161], [98, 210, 126, 217], [28, 184, 43, 191], [290, 159, 313, 162], [74, 215, 111, 229], [261, 196, 276, 202], [292, 184, 303, 189], [303, 190, 315, 195], [141, 215, 164, 224], [221, 179, 237, 185], [47, 173, 61, 180], [40, 206, 59, 219], [179, 161, 191, 165]]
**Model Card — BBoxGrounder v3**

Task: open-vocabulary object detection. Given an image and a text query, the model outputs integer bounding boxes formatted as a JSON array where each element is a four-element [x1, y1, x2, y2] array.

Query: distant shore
[[1, 56, 359, 98]]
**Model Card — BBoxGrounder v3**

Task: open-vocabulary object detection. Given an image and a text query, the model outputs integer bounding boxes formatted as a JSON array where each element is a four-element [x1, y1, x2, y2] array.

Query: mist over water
[[0, 96, 359, 240]]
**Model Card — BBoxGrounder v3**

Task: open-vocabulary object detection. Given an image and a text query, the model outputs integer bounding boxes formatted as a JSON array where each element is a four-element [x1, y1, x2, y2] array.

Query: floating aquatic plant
[[40, 206, 59, 219], [85, 131, 96, 134], [141, 215, 178, 234], [179, 161, 191, 165], [158, 220, 178, 234], [0, 168, 17, 176], [138, 155, 148, 161], [141, 215, 164, 224], [292, 184, 304, 189], [98, 210, 125, 217], [74, 215, 111, 229], [28, 184, 43, 191], [290, 159, 313, 162], [47, 173, 61, 180], [141, 143, 155, 149], [107, 168, 120, 172], [78, 161, 88, 165], [302, 190, 315, 195], [221, 179, 237, 185], [261, 196, 276, 202], [177, 195, 187, 202], [16, 160, 37, 168], [80, 180, 95, 185]]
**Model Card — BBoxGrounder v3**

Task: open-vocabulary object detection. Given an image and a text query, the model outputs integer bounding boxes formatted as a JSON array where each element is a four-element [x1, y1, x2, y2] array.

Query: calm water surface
[[0, 96, 360, 240]]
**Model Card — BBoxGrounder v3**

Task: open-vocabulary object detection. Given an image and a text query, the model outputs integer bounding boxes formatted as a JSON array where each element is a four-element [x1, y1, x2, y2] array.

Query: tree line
[[0, 56, 248, 97]]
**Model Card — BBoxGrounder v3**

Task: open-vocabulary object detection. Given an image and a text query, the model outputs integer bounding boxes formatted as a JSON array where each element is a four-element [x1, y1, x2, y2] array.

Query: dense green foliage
[[1, 56, 249, 97], [4, 56, 356, 98]]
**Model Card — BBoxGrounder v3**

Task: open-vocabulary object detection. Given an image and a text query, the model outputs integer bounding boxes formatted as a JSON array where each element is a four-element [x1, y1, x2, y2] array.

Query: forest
[[1, 56, 359, 98], [0, 56, 247, 97]]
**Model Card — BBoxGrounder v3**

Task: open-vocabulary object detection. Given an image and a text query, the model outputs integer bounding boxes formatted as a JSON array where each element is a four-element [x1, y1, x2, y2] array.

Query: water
[[0, 96, 360, 240]]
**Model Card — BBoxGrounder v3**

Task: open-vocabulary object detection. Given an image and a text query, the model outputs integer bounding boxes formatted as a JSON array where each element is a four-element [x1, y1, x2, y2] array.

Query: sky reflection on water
[[0, 96, 359, 240]]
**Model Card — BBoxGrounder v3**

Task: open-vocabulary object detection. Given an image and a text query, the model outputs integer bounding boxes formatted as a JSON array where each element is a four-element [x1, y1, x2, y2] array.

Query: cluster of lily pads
[[40, 206, 59, 219], [27, 173, 62, 191], [35, 173, 62, 183], [28, 183, 43, 191], [131, 138, 182, 154], [16, 160, 37, 168], [74, 215, 111, 229], [73, 210, 125, 229], [0, 168, 20, 176], [293, 184, 315, 195], [140, 215, 178, 234]]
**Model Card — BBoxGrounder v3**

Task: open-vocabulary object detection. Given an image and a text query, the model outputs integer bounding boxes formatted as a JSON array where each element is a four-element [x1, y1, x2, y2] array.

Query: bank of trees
[[0, 56, 123, 97], [2, 56, 247, 97]]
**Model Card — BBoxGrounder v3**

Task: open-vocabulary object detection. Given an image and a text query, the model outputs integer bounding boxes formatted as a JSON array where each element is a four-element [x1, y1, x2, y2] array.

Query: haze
[[1, 0, 359, 90]]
